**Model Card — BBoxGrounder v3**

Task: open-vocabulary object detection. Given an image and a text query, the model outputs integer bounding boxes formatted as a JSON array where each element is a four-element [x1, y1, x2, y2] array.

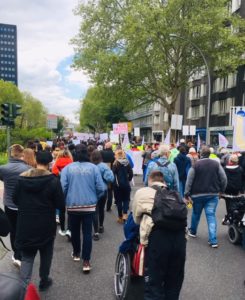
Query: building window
[[212, 98, 235, 115]]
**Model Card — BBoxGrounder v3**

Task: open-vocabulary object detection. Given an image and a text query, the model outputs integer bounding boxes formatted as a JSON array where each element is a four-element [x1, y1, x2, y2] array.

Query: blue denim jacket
[[144, 157, 179, 192], [60, 162, 106, 212]]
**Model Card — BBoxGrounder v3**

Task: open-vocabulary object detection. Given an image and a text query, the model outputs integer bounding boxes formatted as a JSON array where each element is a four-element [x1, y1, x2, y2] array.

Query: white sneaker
[[65, 230, 71, 238], [58, 229, 66, 236], [12, 256, 21, 268], [56, 215, 60, 224], [71, 252, 80, 262]]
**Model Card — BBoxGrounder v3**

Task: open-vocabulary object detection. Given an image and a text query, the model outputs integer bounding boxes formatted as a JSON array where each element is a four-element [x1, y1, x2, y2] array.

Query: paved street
[[0, 178, 245, 300]]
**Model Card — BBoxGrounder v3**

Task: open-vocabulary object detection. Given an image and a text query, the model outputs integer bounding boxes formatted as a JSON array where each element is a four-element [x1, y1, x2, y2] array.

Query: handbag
[[132, 244, 145, 276]]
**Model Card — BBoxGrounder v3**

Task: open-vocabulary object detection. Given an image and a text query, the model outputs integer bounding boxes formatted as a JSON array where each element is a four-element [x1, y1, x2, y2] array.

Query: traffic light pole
[[6, 126, 10, 156]]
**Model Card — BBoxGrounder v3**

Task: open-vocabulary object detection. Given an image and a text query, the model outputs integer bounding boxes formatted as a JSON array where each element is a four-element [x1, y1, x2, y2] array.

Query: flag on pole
[[218, 133, 229, 148], [197, 134, 201, 151], [141, 135, 145, 146], [164, 129, 171, 145]]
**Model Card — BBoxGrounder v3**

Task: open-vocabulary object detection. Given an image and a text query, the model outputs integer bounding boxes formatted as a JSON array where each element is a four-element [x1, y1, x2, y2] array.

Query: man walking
[[133, 171, 186, 300], [13, 151, 65, 291], [185, 146, 227, 248], [0, 144, 30, 267]]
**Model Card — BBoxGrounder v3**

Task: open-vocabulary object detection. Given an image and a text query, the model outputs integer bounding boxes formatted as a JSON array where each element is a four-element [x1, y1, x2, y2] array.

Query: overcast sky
[[0, 0, 90, 123]]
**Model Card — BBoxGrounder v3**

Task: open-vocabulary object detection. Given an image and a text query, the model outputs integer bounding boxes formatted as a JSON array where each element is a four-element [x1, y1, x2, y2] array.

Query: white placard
[[110, 131, 119, 143], [134, 127, 140, 136], [100, 133, 108, 141], [182, 125, 189, 136], [171, 114, 183, 130], [189, 125, 196, 136]]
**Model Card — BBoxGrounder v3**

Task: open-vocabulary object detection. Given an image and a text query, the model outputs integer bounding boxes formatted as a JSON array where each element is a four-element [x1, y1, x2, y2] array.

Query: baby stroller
[[114, 213, 144, 300], [221, 194, 245, 245]]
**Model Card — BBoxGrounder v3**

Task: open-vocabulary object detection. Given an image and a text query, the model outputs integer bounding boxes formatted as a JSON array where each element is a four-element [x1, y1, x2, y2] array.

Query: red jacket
[[52, 157, 73, 176]]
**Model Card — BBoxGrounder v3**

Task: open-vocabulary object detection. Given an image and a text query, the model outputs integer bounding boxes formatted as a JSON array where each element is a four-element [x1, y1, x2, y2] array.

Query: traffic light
[[1, 103, 10, 125], [12, 104, 22, 118]]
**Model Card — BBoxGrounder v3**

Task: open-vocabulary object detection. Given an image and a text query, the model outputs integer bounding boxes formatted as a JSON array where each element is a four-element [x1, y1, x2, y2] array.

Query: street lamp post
[[169, 34, 211, 145]]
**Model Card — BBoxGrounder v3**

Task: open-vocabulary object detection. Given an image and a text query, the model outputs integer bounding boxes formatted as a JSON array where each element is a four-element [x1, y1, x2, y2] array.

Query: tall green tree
[[20, 92, 47, 129], [0, 79, 23, 105], [80, 86, 127, 132], [72, 0, 245, 121]]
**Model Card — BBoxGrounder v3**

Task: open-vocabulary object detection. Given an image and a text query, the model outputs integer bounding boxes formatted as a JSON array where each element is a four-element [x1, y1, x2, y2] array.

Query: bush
[[0, 152, 8, 165]]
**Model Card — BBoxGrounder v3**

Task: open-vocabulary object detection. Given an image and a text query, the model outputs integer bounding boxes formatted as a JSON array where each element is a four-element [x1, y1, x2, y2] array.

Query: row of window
[[212, 98, 235, 115], [0, 34, 15, 39], [0, 54, 15, 58], [0, 73, 16, 78], [0, 67, 16, 71], [0, 27, 15, 32], [0, 47, 15, 52], [213, 73, 237, 93], [0, 61, 15, 65], [0, 41, 15, 45], [189, 84, 207, 100], [187, 105, 206, 120]]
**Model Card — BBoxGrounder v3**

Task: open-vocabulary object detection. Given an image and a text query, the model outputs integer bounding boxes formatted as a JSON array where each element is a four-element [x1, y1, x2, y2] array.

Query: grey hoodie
[[0, 158, 30, 209]]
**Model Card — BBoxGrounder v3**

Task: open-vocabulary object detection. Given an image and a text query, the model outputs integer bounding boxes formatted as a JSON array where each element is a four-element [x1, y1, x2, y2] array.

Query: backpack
[[115, 165, 130, 189], [151, 185, 187, 231], [155, 161, 174, 190]]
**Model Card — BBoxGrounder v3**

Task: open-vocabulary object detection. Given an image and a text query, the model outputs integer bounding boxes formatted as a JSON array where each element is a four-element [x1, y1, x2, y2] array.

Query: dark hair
[[148, 171, 164, 183], [201, 146, 211, 158], [36, 151, 53, 165], [75, 144, 90, 162], [87, 145, 95, 159], [90, 150, 102, 165], [179, 146, 186, 154]]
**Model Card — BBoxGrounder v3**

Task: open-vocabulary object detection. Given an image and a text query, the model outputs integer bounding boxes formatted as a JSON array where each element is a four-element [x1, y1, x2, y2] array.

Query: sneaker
[[71, 252, 80, 261], [93, 233, 100, 241], [83, 260, 91, 273], [122, 213, 128, 221], [12, 256, 21, 268], [58, 229, 66, 236], [98, 226, 104, 233], [222, 218, 229, 225], [39, 277, 53, 291], [65, 230, 71, 238], [188, 230, 197, 238], [208, 242, 219, 248], [56, 215, 60, 224]]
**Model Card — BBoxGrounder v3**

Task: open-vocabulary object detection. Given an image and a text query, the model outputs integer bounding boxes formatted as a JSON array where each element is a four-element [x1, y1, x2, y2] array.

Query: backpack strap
[[0, 237, 10, 251]]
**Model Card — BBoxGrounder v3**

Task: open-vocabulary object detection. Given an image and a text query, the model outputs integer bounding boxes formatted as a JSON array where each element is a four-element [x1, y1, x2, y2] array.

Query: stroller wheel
[[114, 252, 131, 300], [228, 224, 241, 244]]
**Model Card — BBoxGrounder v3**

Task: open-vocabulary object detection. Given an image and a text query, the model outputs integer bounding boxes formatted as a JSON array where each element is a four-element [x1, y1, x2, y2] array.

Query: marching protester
[[144, 144, 179, 192], [186, 147, 199, 167], [185, 146, 227, 248], [13, 151, 65, 291], [0, 144, 31, 267], [60, 144, 105, 272], [112, 149, 133, 223], [101, 142, 115, 211], [133, 171, 187, 300], [23, 148, 37, 168], [90, 150, 114, 240], [52, 149, 73, 238]]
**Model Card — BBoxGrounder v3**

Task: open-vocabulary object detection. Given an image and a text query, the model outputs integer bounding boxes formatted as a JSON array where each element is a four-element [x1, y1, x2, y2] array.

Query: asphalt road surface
[[0, 177, 245, 300]]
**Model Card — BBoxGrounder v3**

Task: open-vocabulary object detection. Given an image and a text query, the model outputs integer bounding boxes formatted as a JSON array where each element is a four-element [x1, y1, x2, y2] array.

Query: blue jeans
[[190, 195, 219, 244], [179, 180, 186, 199], [69, 212, 94, 260]]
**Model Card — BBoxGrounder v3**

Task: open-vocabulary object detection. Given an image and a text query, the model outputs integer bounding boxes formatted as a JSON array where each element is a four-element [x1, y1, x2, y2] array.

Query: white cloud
[[0, 0, 89, 123]]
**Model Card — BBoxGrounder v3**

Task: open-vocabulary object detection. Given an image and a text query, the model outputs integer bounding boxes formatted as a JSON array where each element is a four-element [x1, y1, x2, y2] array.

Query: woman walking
[[90, 150, 114, 240], [112, 149, 133, 223]]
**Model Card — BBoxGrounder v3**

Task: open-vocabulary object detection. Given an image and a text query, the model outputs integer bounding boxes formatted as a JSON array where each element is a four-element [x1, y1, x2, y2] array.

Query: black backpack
[[151, 185, 187, 231], [115, 165, 130, 189]]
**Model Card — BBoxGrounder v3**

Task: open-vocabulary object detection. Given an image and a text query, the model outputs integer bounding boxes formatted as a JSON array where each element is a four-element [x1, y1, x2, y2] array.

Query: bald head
[[105, 142, 112, 149]]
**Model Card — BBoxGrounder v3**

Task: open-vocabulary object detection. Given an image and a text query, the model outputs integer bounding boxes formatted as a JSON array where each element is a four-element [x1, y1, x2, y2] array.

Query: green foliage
[[73, 0, 245, 115], [0, 80, 23, 105], [80, 86, 127, 132], [19, 92, 47, 129], [0, 153, 8, 165], [0, 128, 51, 152]]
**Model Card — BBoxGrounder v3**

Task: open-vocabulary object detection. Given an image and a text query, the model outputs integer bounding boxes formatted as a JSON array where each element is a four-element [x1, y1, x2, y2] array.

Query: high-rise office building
[[0, 23, 18, 86]]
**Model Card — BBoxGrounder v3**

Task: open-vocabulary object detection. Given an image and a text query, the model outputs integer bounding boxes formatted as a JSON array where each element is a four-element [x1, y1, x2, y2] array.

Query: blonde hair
[[10, 144, 24, 159], [23, 148, 37, 168], [56, 149, 73, 161], [114, 149, 126, 160]]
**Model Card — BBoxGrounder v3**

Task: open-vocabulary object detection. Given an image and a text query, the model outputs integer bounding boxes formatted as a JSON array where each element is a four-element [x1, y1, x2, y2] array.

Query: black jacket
[[13, 168, 65, 250], [224, 166, 243, 195], [174, 153, 191, 181]]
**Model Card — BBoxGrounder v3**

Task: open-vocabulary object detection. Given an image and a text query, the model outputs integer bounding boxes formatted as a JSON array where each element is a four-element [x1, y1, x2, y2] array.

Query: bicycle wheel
[[114, 252, 131, 300]]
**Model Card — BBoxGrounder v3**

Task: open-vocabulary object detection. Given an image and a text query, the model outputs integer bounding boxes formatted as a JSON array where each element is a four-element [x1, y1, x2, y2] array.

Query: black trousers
[[4, 206, 21, 260], [93, 192, 107, 232], [20, 239, 54, 283], [106, 184, 113, 211], [144, 228, 186, 300]]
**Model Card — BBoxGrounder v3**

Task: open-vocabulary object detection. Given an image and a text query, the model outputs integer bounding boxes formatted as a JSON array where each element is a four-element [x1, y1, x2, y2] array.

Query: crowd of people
[[0, 136, 244, 299]]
